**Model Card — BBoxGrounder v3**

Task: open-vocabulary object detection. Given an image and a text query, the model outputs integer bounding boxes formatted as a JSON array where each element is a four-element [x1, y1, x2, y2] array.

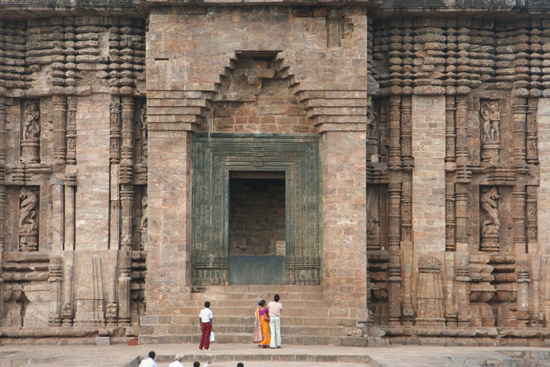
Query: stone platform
[[2, 343, 550, 367]]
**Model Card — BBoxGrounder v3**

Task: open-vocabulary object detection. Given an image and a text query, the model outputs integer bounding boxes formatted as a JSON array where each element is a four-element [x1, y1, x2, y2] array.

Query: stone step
[[177, 306, 332, 318], [180, 324, 338, 336], [191, 285, 325, 301], [184, 299, 329, 308]]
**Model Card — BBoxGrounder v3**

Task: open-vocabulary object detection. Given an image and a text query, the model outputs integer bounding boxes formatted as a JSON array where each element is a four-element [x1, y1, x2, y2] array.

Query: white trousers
[[269, 316, 281, 348]]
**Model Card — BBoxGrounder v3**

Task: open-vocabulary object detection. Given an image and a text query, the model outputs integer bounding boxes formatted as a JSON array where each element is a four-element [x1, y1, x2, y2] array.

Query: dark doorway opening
[[229, 171, 286, 256], [228, 171, 286, 285]]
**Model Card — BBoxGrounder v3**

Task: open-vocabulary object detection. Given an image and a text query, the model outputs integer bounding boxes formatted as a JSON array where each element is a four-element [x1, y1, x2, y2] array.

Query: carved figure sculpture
[[23, 103, 40, 140], [367, 104, 378, 138], [481, 187, 500, 235], [19, 187, 38, 234], [481, 102, 499, 144]]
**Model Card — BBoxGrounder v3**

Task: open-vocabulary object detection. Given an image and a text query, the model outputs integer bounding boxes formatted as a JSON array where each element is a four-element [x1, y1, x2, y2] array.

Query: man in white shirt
[[267, 294, 283, 348], [199, 301, 214, 351], [139, 351, 157, 367], [169, 354, 184, 367]]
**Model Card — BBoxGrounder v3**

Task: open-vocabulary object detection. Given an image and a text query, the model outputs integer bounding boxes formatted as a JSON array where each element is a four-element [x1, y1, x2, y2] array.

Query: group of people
[[254, 294, 283, 349], [139, 294, 284, 367], [139, 351, 245, 367]]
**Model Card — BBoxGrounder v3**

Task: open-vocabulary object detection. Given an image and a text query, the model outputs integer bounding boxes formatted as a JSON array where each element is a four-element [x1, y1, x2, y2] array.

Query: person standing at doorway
[[267, 294, 282, 348], [199, 301, 214, 351]]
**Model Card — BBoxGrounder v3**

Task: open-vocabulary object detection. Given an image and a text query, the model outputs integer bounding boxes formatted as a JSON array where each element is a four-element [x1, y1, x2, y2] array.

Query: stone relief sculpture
[[481, 187, 500, 235], [480, 101, 501, 163], [23, 103, 40, 141], [480, 187, 500, 252], [481, 102, 499, 144], [21, 102, 41, 163], [19, 187, 39, 251], [367, 104, 378, 138]]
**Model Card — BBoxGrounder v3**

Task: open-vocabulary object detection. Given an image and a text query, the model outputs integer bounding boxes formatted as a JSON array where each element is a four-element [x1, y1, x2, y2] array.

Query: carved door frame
[[191, 133, 322, 286]]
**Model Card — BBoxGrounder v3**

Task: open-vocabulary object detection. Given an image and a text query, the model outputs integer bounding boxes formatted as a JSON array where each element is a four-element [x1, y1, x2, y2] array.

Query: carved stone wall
[[0, 14, 147, 344], [368, 12, 550, 346], [5, 0, 550, 348]]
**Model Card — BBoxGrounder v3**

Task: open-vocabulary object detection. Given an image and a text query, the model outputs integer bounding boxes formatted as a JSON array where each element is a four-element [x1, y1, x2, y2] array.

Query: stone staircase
[[174, 285, 367, 346]]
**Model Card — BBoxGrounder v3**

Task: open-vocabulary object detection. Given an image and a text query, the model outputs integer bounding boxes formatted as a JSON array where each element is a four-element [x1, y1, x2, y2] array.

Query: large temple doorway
[[192, 134, 321, 286], [228, 171, 286, 285]]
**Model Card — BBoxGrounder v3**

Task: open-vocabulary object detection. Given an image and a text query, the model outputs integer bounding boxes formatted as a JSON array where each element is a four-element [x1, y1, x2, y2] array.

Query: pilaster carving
[[52, 95, 67, 165], [48, 255, 63, 326], [445, 183, 456, 252], [118, 250, 131, 326], [415, 255, 445, 327], [66, 96, 77, 165], [64, 171, 76, 251]]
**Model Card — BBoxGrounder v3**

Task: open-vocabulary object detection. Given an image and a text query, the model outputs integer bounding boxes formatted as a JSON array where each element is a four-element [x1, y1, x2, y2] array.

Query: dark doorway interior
[[229, 171, 286, 256]]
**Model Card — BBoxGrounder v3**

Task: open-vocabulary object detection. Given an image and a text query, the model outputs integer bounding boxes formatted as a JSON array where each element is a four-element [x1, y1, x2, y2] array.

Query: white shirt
[[139, 358, 157, 367], [169, 361, 184, 367], [199, 307, 213, 323]]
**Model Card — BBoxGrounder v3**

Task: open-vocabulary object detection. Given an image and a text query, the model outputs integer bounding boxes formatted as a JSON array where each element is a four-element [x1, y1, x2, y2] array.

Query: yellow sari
[[254, 307, 271, 346]]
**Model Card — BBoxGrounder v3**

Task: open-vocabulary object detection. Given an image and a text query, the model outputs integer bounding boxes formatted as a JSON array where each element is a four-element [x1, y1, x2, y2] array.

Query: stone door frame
[[191, 133, 322, 286]]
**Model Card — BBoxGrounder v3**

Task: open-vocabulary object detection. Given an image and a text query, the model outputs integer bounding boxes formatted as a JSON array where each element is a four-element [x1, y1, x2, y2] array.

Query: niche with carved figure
[[477, 185, 513, 253], [20, 100, 41, 164]]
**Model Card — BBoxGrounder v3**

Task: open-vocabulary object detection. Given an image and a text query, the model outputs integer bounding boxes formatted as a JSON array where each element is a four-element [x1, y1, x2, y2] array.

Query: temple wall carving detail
[[3, 0, 550, 347]]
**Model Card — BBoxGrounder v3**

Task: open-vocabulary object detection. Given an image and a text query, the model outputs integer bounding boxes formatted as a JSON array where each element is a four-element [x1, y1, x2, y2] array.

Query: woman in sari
[[254, 300, 271, 348]]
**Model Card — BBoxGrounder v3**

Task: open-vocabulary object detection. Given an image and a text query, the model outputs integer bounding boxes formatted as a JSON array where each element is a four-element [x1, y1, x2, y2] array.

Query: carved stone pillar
[[110, 165, 120, 250], [516, 259, 530, 327], [445, 96, 456, 163], [19, 186, 39, 252], [21, 102, 40, 163], [455, 183, 468, 250], [526, 98, 538, 165], [512, 97, 527, 165], [120, 187, 134, 250], [456, 253, 470, 327], [66, 96, 77, 165], [110, 96, 121, 165], [455, 96, 468, 164], [48, 255, 63, 326], [415, 255, 445, 327], [387, 94, 402, 327], [446, 183, 456, 252], [64, 171, 76, 251], [106, 263, 118, 327], [118, 250, 131, 326], [120, 97, 134, 250], [388, 96, 402, 170], [526, 186, 537, 254], [140, 102, 148, 165], [529, 254, 543, 327], [52, 95, 67, 165], [513, 185, 527, 254], [388, 176, 401, 326], [388, 252, 402, 326], [51, 184, 64, 252], [61, 253, 74, 327]]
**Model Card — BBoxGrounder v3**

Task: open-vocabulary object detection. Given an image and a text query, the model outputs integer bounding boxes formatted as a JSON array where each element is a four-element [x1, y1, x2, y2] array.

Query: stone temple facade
[[2, 0, 550, 347]]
